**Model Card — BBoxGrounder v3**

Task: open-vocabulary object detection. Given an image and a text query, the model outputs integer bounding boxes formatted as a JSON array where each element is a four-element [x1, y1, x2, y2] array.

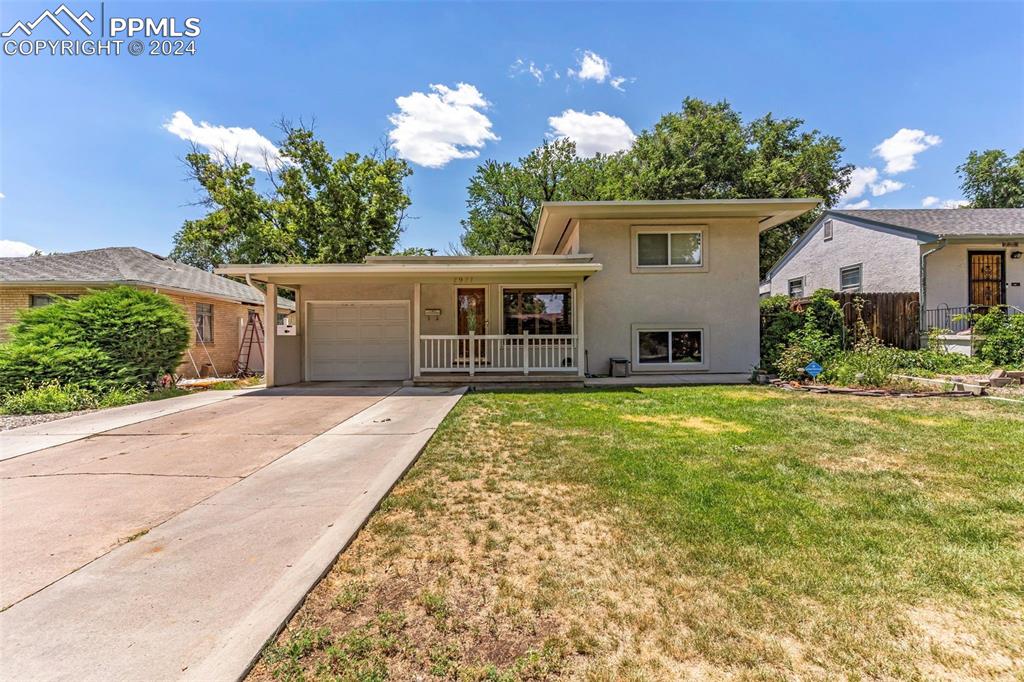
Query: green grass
[[251, 386, 1024, 680]]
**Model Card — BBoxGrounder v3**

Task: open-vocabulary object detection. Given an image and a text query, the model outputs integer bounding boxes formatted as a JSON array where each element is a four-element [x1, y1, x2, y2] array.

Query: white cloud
[[163, 111, 284, 169], [569, 50, 611, 82], [842, 166, 879, 202], [842, 166, 907, 203], [0, 192, 5, 200], [510, 59, 545, 84], [567, 50, 632, 90], [388, 83, 499, 168], [922, 196, 968, 209], [873, 128, 941, 174], [547, 110, 636, 157], [841, 199, 872, 210], [0, 240, 41, 257], [871, 179, 905, 196]]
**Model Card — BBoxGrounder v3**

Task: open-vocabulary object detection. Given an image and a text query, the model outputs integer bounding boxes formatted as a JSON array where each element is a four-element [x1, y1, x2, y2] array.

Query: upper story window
[[29, 293, 79, 307], [823, 219, 834, 241], [196, 303, 214, 343], [634, 228, 703, 268], [788, 277, 805, 298], [840, 264, 863, 291]]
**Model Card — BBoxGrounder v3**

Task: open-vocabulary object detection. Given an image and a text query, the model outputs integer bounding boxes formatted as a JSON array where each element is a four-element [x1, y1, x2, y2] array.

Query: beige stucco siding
[[578, 217, 760, 375], [768, 218, 920, 296], [924, 242, 1024, 311]]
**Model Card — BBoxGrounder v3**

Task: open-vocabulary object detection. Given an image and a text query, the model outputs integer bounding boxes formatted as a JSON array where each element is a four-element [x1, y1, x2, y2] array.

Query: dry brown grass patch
[[621, 414, 750, 434]]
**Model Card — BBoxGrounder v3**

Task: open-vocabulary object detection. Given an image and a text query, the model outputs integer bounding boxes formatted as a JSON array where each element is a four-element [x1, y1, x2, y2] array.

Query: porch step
[[407, 374, 584, 389]]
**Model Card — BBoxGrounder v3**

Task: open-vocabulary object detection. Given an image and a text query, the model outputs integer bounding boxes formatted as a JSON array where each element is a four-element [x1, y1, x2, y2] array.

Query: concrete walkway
[[0, 385, 464, 681]]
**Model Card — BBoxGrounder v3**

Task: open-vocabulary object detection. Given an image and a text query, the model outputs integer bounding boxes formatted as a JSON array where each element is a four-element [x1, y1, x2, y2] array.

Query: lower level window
[[196, 303, 214, 343], [637, 329, 702, 364]]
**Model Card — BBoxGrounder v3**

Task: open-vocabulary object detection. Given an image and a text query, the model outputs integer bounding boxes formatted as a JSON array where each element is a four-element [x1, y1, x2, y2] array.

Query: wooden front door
[[968, 251, 1006, 312], [456, 288, 486, 359]]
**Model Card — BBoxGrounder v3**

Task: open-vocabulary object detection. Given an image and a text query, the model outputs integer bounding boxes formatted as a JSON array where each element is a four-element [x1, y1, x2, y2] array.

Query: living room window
[[195, 303, 214, 343], [502, 288, 572, 335], [635, 329, 703, 366]]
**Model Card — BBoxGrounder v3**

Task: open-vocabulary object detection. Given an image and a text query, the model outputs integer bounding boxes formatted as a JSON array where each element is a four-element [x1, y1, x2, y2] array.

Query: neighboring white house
[[764, 208, 1024, 331], [216, 199, 819, 386]]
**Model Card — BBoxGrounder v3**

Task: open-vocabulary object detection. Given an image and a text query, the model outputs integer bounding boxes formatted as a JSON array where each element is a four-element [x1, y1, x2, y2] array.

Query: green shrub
[[0, 381, 97, 414], [98, 385, 148, 408], [973, 308, 1024, 366], [760, 295, 802, 372], [0, 287, 190, 393], [776, 327, 841, 380]]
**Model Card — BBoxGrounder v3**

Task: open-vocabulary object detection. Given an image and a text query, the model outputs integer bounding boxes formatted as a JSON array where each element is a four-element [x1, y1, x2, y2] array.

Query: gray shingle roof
[[0, 247, 294, 309], [833, 208, 1024, 237]]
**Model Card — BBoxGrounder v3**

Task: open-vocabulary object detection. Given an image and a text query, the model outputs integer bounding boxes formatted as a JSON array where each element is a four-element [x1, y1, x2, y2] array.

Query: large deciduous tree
[[170, 122, 412, 269], [957, 149, 1024, 208], [460, 98, 851, 277], [460, 138, 604, 255]]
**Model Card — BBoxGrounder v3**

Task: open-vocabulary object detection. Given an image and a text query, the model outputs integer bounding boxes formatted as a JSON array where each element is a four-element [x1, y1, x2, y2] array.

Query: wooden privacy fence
[[790, 292, 921, 350]]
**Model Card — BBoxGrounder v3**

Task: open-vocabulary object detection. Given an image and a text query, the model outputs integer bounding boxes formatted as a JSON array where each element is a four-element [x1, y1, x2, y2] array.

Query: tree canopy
[[170, 122, 412, 269], [957, 149, 1024, 208], [460, 98, 851, 276]]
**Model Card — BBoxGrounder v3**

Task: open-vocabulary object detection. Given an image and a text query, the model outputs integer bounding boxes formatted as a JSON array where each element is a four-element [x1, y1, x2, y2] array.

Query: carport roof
[[216, 255, 603, 285]]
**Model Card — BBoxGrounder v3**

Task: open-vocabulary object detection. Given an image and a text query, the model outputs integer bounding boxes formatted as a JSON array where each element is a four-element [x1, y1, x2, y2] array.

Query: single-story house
[[216, 199, 819, 387], [763, 208, 1024, 332], [0, 247, 295, 378]]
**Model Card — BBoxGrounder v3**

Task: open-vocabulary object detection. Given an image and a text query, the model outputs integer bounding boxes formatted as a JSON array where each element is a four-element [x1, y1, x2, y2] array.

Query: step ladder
[[235, 310, 265, 375]]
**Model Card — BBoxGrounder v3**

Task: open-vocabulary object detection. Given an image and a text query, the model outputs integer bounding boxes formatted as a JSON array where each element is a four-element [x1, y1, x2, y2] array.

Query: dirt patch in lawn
[[621, 414, 750, 434]]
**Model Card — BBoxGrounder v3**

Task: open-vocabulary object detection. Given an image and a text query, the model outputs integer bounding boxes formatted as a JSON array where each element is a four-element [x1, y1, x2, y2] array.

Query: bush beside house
[[760, 288, 1009, 388], [0, 287, 190, 413]]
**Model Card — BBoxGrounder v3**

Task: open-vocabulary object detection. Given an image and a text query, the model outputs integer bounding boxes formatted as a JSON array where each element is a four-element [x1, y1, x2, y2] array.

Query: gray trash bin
[[609, 357, 630, 377]]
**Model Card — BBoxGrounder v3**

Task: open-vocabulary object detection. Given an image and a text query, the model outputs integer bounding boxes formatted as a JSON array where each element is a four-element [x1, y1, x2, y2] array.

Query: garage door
[[307, 302, 410, 380]]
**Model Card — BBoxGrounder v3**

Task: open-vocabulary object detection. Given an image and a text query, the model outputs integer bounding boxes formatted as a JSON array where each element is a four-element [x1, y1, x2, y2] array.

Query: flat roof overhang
[[215, 261, 603, 286], [533, 198, 822, 254]]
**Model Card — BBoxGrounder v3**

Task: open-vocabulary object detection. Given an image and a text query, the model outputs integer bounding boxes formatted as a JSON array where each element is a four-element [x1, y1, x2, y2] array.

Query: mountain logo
[[2, 4, 95, 38]]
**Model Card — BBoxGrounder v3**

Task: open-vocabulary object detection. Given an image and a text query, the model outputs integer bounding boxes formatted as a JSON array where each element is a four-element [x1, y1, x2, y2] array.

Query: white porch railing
[[419, 333, 578, 375]]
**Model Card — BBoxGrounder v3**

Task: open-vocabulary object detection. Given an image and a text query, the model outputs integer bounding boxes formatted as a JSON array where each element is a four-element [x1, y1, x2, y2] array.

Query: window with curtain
[[502, 289, 572, 335]]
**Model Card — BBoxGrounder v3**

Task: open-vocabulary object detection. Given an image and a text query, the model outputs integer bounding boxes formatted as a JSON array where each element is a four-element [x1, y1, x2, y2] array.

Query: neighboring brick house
[[0, 247, 294, 378]]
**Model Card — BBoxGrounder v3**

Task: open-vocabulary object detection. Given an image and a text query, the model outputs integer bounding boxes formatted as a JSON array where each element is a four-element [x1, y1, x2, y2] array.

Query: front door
[[456, 288, 486, 359], [968, 251, 1006, 312]]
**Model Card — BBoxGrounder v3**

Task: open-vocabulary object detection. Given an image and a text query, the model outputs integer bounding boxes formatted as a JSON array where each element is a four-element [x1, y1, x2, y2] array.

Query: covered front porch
[[216, 255, 601, 387]]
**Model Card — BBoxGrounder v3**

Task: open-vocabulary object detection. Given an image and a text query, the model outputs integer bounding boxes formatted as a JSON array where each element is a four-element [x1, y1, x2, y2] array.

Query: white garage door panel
[[307, 302, 410, 380]]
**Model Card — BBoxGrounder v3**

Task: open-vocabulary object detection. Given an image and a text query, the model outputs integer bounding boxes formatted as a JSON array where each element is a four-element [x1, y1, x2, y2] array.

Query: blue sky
[[2, 1, 1022, 258]]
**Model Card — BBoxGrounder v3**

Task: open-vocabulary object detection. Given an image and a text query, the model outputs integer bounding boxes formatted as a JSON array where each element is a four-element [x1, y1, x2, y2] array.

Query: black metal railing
[[923, 304, 1023, 334]]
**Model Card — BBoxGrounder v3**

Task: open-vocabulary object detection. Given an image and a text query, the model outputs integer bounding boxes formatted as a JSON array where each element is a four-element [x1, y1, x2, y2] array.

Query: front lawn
[[251, 387, 1024, 680]]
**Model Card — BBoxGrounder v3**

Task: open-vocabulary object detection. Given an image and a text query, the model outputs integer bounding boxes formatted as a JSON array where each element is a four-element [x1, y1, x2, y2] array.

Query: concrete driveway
[[0, 384, 463, 681]]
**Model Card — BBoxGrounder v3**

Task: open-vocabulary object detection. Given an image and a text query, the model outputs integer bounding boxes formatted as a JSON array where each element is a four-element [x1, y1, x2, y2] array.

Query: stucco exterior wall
[[768, 218, 920, 296], [924, 242, 1024, 311], [578, 217, 761, 375]]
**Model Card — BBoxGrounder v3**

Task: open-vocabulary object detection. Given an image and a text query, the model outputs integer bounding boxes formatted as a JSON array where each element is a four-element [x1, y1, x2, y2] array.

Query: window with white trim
[[823, 219, 834, 241], [636, 230, 702, 267], [788, 277, 805, 298], [840, 264, 862, 291], [196, 303, 214, 343], [636, 329, 703, 365]]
